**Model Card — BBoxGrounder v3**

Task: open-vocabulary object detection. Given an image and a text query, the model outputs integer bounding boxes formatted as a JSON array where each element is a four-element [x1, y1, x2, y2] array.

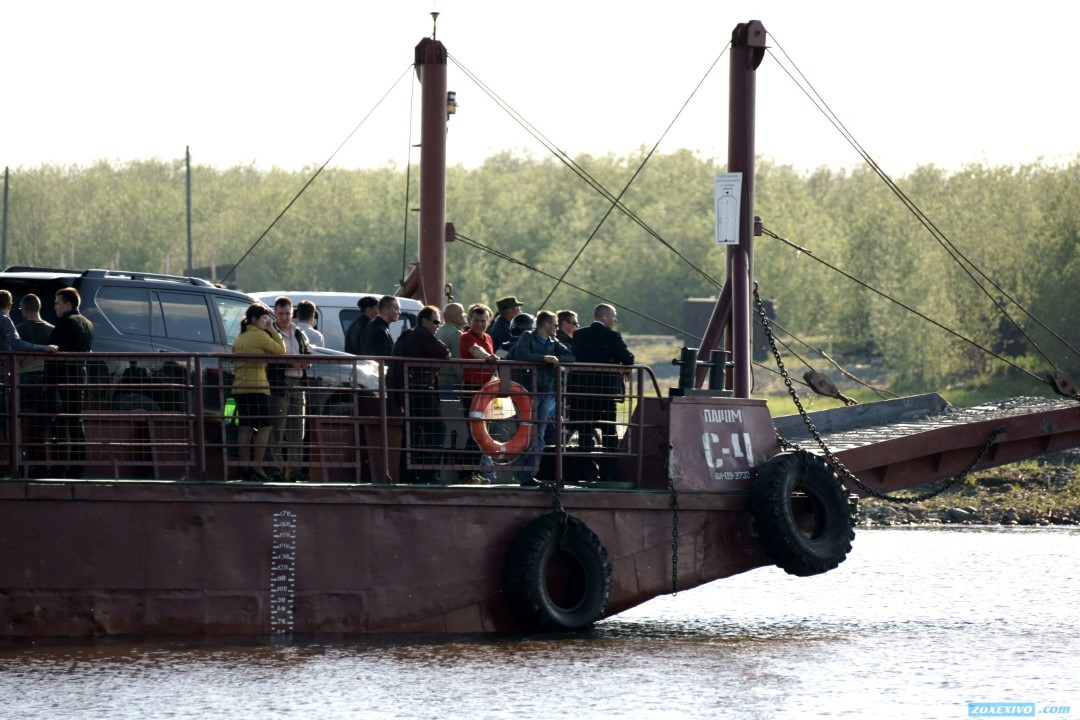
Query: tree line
[[3, 151, 1078, 393]]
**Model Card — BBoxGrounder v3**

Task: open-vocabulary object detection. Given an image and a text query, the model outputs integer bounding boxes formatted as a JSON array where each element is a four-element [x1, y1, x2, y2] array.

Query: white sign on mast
[[714, 172, 743, 245]]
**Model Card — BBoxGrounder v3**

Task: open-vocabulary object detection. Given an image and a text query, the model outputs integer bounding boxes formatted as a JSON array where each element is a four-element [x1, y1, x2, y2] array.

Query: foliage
[[4, 152, 1079, 396]]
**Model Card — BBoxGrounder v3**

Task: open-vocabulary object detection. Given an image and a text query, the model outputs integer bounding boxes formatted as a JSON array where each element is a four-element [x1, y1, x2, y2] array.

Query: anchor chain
[[665, 452, 679, 596], [540, 478, 568, 534], [753, 284, 1006, 504]]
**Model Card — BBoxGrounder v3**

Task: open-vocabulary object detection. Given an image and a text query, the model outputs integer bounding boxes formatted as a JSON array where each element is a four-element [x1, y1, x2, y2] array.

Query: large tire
[[503, 512, 613, 631], [750, 450, 855, 576]]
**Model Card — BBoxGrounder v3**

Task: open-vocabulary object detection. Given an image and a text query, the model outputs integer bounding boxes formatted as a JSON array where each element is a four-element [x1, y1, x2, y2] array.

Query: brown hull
[[0, 481, 768, 638]]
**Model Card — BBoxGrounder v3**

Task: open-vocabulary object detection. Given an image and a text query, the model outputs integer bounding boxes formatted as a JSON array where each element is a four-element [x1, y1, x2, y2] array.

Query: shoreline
[[856, 449, 1080, 527]]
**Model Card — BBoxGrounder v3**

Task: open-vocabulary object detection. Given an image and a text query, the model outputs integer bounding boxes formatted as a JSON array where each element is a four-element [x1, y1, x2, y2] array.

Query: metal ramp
[[774, 394, 1080, 494]]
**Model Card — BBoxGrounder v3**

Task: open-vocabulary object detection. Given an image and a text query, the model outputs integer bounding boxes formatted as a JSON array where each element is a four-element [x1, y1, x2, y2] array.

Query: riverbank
[[857, 450, 1080, 526]]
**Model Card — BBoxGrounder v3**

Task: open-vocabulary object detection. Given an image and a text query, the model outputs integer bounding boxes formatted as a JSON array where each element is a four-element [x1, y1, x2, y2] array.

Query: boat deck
[[3, 350, 1079, 490]]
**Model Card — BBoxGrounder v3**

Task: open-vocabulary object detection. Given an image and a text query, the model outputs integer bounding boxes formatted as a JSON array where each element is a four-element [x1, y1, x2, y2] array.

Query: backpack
[[268, 327, 313, 394]]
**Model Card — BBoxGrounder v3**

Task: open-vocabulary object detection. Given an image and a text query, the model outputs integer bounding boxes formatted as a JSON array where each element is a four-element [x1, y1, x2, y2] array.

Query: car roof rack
[[81, 269, 217, 287], [3, 266, 218, 288], [2, 265, 79, 274]]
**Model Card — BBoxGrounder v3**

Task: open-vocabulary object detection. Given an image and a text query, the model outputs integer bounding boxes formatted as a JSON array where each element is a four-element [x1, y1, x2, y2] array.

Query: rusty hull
[[0, 480, 771, 638]]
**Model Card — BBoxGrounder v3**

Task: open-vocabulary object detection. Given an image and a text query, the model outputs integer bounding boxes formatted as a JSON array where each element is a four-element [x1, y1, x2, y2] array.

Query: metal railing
[[1, 351, 663, 487]]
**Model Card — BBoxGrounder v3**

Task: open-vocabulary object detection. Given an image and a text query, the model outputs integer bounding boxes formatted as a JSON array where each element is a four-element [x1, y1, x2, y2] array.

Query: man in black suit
[[359, 295, 400, 357], [569, 303, 634, 483], [345, 295, 378, 354], [47, 287, 95, 479]]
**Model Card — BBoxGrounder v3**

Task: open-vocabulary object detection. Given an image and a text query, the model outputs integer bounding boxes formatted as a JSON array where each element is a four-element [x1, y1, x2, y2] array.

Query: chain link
[[753, 284, 1005, 504], [540, 479, 568, 537]]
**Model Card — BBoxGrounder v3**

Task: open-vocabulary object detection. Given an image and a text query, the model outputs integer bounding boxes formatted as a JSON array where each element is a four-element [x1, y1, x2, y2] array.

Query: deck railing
[[1, 350, 663, 487]]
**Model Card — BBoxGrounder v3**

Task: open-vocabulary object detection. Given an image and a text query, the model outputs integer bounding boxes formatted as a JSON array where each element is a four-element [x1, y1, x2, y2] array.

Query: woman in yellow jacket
[[232, 303, 286, 481]]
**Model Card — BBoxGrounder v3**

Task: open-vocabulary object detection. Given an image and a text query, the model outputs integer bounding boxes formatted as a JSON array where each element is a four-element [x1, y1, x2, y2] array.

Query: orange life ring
[[468, 379, 533, 462]]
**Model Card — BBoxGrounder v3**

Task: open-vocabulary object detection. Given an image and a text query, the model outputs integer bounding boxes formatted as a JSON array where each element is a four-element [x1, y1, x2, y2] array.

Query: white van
[[251, 292, 423, 353]]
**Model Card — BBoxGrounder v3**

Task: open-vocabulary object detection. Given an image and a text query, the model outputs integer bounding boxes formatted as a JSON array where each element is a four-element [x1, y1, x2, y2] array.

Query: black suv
[[0, 266, 251, 353], [0, 267, 375, 413]]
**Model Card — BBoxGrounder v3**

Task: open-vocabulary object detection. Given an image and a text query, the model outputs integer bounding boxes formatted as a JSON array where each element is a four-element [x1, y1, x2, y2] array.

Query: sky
[[3, 1, 1079, 176]]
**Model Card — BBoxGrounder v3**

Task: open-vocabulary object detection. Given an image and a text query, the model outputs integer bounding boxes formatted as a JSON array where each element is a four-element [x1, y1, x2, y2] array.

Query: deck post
[[414, 37, 448, 308], [726, 21, 766, 398]]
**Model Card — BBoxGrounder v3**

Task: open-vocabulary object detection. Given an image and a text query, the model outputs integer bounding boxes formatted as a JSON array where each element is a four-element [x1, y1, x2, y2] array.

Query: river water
[[2, 527, 1077, 720]]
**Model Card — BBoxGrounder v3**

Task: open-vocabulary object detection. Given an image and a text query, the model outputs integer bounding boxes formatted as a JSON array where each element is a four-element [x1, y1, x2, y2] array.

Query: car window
[[96, 286, 151, 335], [339, 309, 361, 334], [214, 295, 250, 343], [339, 307, 416, 342], [156, 292, 214, 342], [396, 312, 417, 338]]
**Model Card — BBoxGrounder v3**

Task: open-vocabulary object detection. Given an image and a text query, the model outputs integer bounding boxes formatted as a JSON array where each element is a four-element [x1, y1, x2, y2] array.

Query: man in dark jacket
[[344, 295, 378, 354], [15, 294, 57, 476], [556, 309, 579, 348], [398, 305, 450, 483], [510, 310, 574, 484], [47, 287, 95, 479], [360, 295, 400, 357], [569, 303, 634, 483], [488, 296, 522, 349]]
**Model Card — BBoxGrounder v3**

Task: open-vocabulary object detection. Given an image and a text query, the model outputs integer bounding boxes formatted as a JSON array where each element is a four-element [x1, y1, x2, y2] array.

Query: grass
[[859, 458, 1080, 523]]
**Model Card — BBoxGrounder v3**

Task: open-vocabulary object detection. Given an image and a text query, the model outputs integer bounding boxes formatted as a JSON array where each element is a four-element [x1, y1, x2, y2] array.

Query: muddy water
[[2, 527, 1077, 719]]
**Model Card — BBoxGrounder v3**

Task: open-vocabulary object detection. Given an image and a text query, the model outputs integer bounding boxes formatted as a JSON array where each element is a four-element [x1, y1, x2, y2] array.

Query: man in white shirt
[[271, 296, 312, 481], [295, 300, 325, 347]]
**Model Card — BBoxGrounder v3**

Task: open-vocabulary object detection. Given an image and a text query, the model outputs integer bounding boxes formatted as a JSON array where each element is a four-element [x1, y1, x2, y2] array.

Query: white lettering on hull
[[701, 430, 755, 476], [702, 408, 743, 423]]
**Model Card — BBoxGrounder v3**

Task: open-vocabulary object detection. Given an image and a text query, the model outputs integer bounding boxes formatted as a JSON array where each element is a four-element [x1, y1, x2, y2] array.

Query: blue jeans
[[515, 393, 554, 483]]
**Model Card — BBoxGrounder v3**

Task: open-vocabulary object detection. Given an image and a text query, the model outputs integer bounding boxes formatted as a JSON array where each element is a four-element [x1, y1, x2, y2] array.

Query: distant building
[[682, 296, 776, 361]]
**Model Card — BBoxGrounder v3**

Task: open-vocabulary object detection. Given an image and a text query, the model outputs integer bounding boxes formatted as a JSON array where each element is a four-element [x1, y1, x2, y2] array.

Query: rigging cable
[[761, 225, 1047, 385], [449, 51, 886, 398], [448, 51, 729, 304], [534, 43, 731, 307], [766, 35, 1077, 367], [450, 51, 892, 397], [223, 64, 414, 284], [766, 315, 898, 400], [454, 231, 687, 337], [456, 229, 825, 394]]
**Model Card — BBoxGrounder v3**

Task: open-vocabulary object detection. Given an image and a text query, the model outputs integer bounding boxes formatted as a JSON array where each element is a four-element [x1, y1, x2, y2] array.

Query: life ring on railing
[[750, 450, 855, 577], [468, 379, 532, 462], [503, 512, 613, 631]]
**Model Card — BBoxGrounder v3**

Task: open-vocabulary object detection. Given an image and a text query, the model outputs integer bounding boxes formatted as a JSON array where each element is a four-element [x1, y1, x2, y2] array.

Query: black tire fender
[[750, 450, 855, 576], [503, 512, 613, 631]]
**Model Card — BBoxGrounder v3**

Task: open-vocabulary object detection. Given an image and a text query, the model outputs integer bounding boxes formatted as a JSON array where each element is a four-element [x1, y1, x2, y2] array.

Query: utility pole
[[1, 167, 9, 269], [185, 147, 193, 275]]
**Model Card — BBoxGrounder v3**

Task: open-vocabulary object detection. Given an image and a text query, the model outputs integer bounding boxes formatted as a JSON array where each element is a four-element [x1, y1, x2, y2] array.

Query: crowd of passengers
[[1, 288, 94, 479], [233, 295, 634, 486], [1, 287, 634, 486]]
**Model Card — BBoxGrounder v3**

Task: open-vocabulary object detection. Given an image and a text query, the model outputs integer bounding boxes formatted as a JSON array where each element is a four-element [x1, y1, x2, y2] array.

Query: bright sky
[[4, 1, 1078, 176]]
